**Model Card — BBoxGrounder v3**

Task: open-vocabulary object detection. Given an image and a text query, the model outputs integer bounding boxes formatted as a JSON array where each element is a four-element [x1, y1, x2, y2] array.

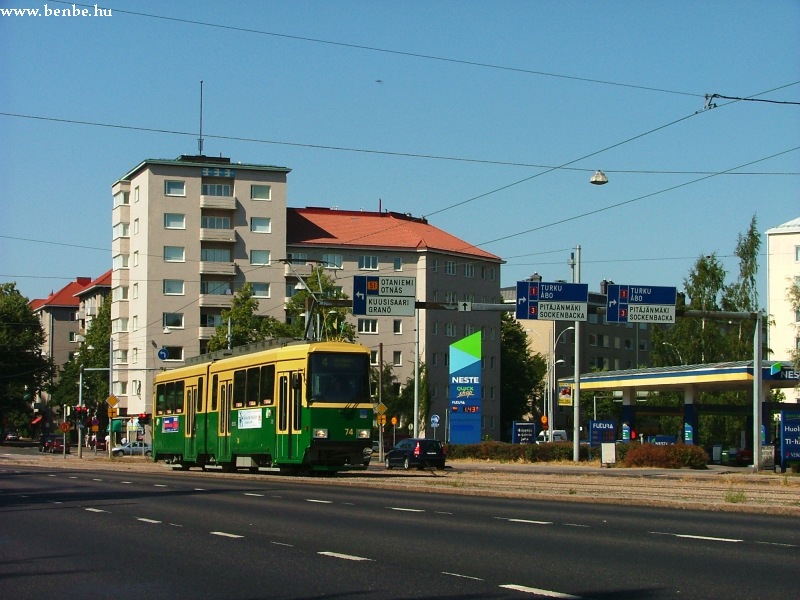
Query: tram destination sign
[[606, 284, 677, 323], [515, 281, 589, 321], [353, 275, 416, 316]]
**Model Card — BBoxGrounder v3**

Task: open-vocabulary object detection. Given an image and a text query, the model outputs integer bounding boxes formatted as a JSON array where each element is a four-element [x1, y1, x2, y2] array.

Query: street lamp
[[549, 326, 574, 442]]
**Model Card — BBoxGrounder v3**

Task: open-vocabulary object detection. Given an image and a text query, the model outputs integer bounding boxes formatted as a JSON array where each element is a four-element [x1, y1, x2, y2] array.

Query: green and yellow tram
[[152, 341, 373, 473]]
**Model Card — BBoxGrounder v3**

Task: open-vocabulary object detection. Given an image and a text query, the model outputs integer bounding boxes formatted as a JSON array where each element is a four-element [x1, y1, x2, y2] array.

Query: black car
[[384, 438, 446, 470]]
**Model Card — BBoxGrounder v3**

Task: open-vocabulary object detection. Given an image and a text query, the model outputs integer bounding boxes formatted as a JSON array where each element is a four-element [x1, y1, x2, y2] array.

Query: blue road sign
[[353, 275, 416, 316], [515, 281, 589, 321], [606, 284, 677, 323], [157, 347, 169, 360]]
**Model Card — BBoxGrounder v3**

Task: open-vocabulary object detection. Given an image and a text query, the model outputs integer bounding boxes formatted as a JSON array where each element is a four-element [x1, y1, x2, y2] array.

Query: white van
[[537, 429, 568, 442]]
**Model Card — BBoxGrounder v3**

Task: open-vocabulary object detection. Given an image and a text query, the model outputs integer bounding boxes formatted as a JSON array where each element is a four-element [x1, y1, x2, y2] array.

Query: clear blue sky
[[2, 0, 798, 307]]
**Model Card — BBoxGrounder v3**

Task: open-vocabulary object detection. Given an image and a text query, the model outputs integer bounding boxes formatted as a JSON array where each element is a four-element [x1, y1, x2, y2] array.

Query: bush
[[445, 441, 591, 463], [622, 443, 708, 469]]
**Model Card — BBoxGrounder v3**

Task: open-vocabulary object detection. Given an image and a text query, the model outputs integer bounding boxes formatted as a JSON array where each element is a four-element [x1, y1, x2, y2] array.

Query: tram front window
[[308, 352, 369, 403]]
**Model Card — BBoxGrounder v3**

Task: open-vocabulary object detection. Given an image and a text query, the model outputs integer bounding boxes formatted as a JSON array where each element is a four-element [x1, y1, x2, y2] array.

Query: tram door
[[277, 371, 303, 462], [217, 378, 232, 463], [185, 377, 203, 461]]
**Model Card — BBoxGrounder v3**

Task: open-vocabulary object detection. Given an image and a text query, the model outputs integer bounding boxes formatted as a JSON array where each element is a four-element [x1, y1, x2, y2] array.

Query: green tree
[[499, 312, 546, 440], [207, 283, 294, 351], [396, 363, 430, 434], [284, 266, 355, 342], [0, 283, 54, 421], [789, 280, 800, 370]]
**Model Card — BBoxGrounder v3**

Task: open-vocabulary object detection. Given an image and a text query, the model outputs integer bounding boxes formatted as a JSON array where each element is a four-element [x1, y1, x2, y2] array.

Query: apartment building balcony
[[199, 294, 234, 308], [200, 228, 236, 243], [200, 195, 237, 210], [199, 261, 236, 276], [199, 326, 216, 339], [284, 262, 313, 277]]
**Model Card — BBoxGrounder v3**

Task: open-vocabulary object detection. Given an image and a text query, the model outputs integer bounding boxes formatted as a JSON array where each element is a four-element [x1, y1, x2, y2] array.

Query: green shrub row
[[445, 441, 708, 469]]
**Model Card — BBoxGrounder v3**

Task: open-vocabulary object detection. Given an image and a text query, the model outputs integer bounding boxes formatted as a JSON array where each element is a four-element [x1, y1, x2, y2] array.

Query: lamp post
[[550, 326, 574, 442]]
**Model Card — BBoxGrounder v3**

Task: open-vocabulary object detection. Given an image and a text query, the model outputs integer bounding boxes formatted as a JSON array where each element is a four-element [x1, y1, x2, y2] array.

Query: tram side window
[[196, 377, 204, 412], [156, 384, 166, 415], [260, 365, 275, 405], [211, 374, 218, 411], [165, 381, 184, 414], [233, 370, 246, 408], [246, 367, 260, 406], [293, 384, 302, 430], [278, 376, 288, 430]]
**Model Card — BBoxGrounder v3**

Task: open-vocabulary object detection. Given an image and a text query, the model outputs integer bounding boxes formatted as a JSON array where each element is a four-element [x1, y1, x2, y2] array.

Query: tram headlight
[[357, 429, 370, 439], [313, 428, 328, 439]]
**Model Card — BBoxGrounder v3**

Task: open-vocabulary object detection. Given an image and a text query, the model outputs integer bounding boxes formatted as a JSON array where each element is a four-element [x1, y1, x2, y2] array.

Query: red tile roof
[[75, 269, 112, 298], [287, 208, 501, 261], [30, 277, 92, 310]]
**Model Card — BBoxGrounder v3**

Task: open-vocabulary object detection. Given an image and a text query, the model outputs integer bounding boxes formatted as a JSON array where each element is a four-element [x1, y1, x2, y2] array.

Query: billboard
[[449, 332, 482, 444]]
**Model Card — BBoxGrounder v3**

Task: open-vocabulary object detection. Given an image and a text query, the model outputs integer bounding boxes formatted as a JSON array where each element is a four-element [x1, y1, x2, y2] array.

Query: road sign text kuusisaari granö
[[353, 275, 416, 317], [605, 284, 677, 323], [515, 281, 589, 321]]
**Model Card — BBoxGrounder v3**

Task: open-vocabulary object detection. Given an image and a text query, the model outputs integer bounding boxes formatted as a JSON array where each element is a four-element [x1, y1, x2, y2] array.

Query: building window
[[163, 313, 184, 329], [132, 283, 139, 299], [370, 350, 378, 365], [393, 320, 402, 334], [432, 321, 438, 335], [445, 260, 456, 275], [322, 253, 343, 269], [132, 315, 138, 331], [251, 184, 271, 200], [201, 248, 231, 262], [287, 252, 307, 264], [445, 322, 457, 337], [200, 281, 231, 295], [393, 351, 402, 367], [465, 324, 476, 336], [464, 263, 475, 278], [431, 259, 438, 272], [394, 257, 403, 271], [251, 217, 271, 233], [164, 246, 185, 262], [431, 352, 438, 366], [133, 218, 139, 234], [164, 180, 185, 196], [357, 319, 378, 334], [250, 250, 270, 265], [112, 286, 128, 301], [358, 255, 379, 270], [796, 245, 800, 261], [112, 318, 128, 333], [201, 183, 231, 197], [252, 283, 270, 298], [162, 346, 183, 361], [132, 251, 139, 267], [201, 215, 230, 229], [163, 213, 185, 229], [163, 279, 184, 295], [490, 267, 496, 280], [113, 349, 129, 364], [112, 222, 129, 239], [134, 186, 139, 203], [68, 331, 80, 343], [113, 254, 129, 270], [112, 381, 128, 396]]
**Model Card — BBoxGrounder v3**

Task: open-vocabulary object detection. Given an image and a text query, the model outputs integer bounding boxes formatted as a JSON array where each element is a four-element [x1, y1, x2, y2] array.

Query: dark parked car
[[384, 438, 446, 470], [4, 431, 20, 442], [40, 434, 70, 454]]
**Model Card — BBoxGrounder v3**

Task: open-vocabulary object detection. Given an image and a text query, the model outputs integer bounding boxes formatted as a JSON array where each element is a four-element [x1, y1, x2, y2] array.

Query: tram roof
[[559, 360, 799, 392]]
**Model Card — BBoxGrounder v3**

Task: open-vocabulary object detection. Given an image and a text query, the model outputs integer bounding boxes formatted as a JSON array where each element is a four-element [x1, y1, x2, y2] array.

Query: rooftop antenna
[[198, 80, 204, 155]]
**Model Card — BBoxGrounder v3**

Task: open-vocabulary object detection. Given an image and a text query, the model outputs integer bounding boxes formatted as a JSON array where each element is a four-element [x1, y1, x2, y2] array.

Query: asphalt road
[[1, 461, 798, 599]]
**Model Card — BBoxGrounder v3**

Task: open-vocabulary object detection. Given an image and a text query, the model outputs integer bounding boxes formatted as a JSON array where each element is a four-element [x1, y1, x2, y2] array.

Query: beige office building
[[766, 217, 800, 364]]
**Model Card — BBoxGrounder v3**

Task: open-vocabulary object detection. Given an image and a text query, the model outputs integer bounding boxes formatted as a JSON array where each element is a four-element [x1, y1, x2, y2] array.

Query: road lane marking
[[154, 484, 167, 488], [651, 531, 742, 543], [388, 507, 425, 512], [211, 531, 244, 538], [120, 481, 132, 484], [435, 511, 453, 515], [443, 572, 483, 581], [755, 541, 797, 548], [318, 551, 373, 561], [271, 541, 293, 547], [244, 493, 265, 497], [137, 518, 161, 524], [85, 508, 108, 513], [496, 517, 553, 525], [306, 499, 333, 504], [500, 584, 582, 598]]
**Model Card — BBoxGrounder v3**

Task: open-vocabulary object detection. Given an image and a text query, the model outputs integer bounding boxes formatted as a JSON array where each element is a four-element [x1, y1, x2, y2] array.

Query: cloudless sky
[[1, 0, 798, 308]]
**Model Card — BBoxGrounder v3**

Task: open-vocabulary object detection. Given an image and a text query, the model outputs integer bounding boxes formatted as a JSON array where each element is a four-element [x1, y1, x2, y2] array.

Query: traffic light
[[138, 413, 150, 425]]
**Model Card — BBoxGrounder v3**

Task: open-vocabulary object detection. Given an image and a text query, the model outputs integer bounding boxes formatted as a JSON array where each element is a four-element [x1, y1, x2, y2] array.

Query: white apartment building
[[766, 216, 800, 364], [110, 155, 290, 415]]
